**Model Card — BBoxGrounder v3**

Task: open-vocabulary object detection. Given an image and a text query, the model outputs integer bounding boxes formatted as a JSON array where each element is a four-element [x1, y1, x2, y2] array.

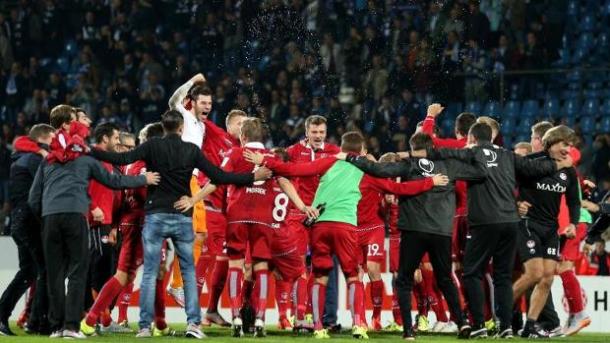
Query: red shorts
[[310, 221, 358, 278], [560, 223, 588, 261], [356, 225, 386, 265], [117, 223, 143, 275], [205, 209, 227, 257], [226, 222, 274, 261], [271, 228, 305, 281], [389, 235, 400, 273], [286, 211, 310, 256]]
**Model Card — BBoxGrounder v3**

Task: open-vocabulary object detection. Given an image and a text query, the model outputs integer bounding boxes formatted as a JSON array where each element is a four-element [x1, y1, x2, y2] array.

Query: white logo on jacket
[[536, 182, 566, 193], [418, 159, 435, 177], [483, 148, 498, 167]]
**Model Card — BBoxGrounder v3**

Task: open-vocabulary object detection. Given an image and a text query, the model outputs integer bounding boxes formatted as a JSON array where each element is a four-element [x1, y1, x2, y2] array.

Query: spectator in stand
[[465, 0, 491, 48], [590, 241, 610, 276]]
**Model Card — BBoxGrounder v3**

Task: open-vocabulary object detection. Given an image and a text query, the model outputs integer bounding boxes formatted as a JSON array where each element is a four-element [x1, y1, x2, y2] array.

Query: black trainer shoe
[[403, 327, 416, 341], [469, 325, 488, 339], [0, 322, 15, 336], [458, 323, 472, 339], [520, 322, 549, 339], [496, 328, 514, 339]]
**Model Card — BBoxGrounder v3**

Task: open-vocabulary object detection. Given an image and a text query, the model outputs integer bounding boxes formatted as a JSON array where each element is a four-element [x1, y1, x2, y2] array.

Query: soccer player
[[514, 142, 532, 157], [285, 115, 340, 331], [512, 126, 581, 338], [246, 131, 445, 339], [199, 109, 247, 327], [89, 110, 270, 339], [28, 105, 160, 339], [426, 123, 571, 339], [167, 73, 210, 306], [80, 123, 174, 337], [0, 124, 55, 336]]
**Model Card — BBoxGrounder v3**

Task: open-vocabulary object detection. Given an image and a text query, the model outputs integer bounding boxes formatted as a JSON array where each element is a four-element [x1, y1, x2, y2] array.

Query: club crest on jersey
[[559, 172, 567, 181], [536, 182, 566, 193], [527, 240, 536, 248], [418, 158, 435, 177], [483, 148, 498, 167]]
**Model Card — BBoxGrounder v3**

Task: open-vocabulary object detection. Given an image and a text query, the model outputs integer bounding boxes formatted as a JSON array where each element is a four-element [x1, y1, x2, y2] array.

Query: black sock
[[525, 319, 536, 328]]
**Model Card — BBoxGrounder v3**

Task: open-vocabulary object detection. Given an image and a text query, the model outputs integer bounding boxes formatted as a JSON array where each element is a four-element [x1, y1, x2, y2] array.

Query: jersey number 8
[[273, 193, 289, 222]]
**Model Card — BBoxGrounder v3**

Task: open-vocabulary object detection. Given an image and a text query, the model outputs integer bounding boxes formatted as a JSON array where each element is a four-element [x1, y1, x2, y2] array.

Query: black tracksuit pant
[[396, 231, 465, 335], [0, 205, 48, 329], [42, 213, 89, 332], [463, 222, 518, 329]]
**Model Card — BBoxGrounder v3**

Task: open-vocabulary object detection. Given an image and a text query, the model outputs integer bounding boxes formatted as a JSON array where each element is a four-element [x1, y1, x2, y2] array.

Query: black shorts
[[517, 219, 560, 262]]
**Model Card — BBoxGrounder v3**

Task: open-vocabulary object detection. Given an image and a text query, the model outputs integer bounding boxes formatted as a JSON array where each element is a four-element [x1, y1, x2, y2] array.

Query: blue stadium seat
[[441, 119, 454, 137], [598, 32, 609, 50], [542, 98, 561, 118], [503, 136, 513, 148], [567, 0, 580, 16], [584, 89, 602, 99], [601, 116, 610, 132], [521, 100, 539, 118], [503, 101, 521, 119], [588, 82, 603, 90], [601, 99, 610, 115], [566, 70, 582, 82], [561, 90, 580, 100], [64, 40, 78, 58], [563, 99, 580, 117], [519, 117, 535, 130], [571, 48, 586, 64], [483, 101, 502, 116], [514, 134, 529, 144], [582, 98, 600, 117], [55, 57, 69, 74], [562, 116, 576, 127], [500, 117, 515, 136], [580, 116, 596, 134], [444, 102, 463, 119], [465, 101, 481, 114], [578, 33, 594, 50], [580, 15, 595, 32]]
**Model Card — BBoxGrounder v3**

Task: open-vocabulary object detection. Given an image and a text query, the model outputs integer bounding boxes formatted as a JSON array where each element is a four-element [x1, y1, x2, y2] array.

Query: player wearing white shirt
[[166, 74, 212, 306]]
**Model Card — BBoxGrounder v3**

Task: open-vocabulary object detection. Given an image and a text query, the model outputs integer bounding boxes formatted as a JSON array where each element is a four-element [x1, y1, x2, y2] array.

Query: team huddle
[[0, 72, 602, 341]]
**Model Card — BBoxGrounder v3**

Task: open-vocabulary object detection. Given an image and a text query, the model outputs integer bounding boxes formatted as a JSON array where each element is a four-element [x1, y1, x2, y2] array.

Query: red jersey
[[286, 140, 340, 206], [421, 116, 468, 149], [119, 160, 147, 225], [223, 143, 284, 227], [88, 147, 115, 225], [358, 175, 435, 229], [202, 120, 240, 211]]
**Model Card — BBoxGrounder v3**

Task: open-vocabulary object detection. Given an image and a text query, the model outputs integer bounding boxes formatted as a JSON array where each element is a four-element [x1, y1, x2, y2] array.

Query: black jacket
[[346, 154, 487, 236], [8, 144, 45, 207], [429, 143, 557, 227], [90, 134, 254, 216], [586, 191, 610, 244]]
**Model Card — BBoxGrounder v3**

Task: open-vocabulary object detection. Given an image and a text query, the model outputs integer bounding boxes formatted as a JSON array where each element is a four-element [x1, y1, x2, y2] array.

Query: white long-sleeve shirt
[[168, 80, 205, 149]]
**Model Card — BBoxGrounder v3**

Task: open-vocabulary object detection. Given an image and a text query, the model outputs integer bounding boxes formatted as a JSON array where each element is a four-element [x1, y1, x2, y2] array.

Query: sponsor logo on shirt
[[559, 172, 567, 181], [246, 187, 267, 195], [536, 182, 566, 193], [483, 148, 498, 167], [418, 158, 435, 177]]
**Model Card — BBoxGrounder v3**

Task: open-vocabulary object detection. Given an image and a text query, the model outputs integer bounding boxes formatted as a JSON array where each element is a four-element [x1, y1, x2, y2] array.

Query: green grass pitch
[[1, 324, 608, 342]]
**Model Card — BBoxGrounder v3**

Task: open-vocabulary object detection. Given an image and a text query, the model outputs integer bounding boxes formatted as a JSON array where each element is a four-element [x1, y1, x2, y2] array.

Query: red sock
[[348, 281, 365, 327], [275, 278, 292, 319], [207, 259, 228, 313], [560, 270, 584, 314], [294, 277, 308, 320], [432, 286, 449, 322], [413, 280, 429, 316], [306, 274, 314, 315], [311, 282, 326, 330], [100, 310, 112, 327], [228, 267, 244, 318], [154, 278, 167, 330], [196, 254, 214, 295], [253, 270, 270, 320], [370, 280, 384, 320], [117, 281, 133, 323], [392, 291, 403, 326], [85, 277, 123, 326]]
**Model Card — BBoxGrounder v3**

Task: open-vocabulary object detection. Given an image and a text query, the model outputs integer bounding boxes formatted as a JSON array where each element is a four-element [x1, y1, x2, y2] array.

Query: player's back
[[225, 144, 282, 226], [357, 176, 385, 228]]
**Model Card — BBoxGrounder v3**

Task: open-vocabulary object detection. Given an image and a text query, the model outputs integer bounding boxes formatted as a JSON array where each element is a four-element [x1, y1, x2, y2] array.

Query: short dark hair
[[305, 115, 327, 129], [94, 123, 120, 144], [49, 104, 75, 129], [29, 124, 55, 141], [161, 110, 184, 133], [455, 112, 476, 136], [146, 122, 164, 139], [240, 117, 264, 142], [409, 132, 434, 151], [341, 131, 365, 153], [188, 84, 212, 101], [271, 147, 289, 162], [469, 122, 492, 142]]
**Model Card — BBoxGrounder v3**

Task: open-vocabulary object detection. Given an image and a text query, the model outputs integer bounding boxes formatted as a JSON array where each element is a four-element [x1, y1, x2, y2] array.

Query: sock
[[306, 274, 314, 316], [358, 282, 367, 327], [85, 277, 122, 327], [348, 281, 365, 327], [432, 288, 449, 322], [196, 254, 214, 296], [311, 282, 326, 330], [171, 259, 184, 289], [413, 279, 429, 316], [253, 270, 269, 320], [117, 282, 134, 323], [560, 270, 584, 314], [370, 280, 384, 320], [392, 292, 403, 326], [243, 279, 254, 307], [154, 278, 167, 330], [207, 259, 228, 313], [228, 267, 244, 319], [295, 277, 308, 320], [275, 278, 292, 319], [100, 310, 112, 327]]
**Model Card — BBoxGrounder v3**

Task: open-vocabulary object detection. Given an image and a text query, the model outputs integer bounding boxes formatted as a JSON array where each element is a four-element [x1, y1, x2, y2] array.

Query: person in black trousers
[[28, 105, 160, 339], [0, 124, 55, 336], [429, 123, 571, 338]]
